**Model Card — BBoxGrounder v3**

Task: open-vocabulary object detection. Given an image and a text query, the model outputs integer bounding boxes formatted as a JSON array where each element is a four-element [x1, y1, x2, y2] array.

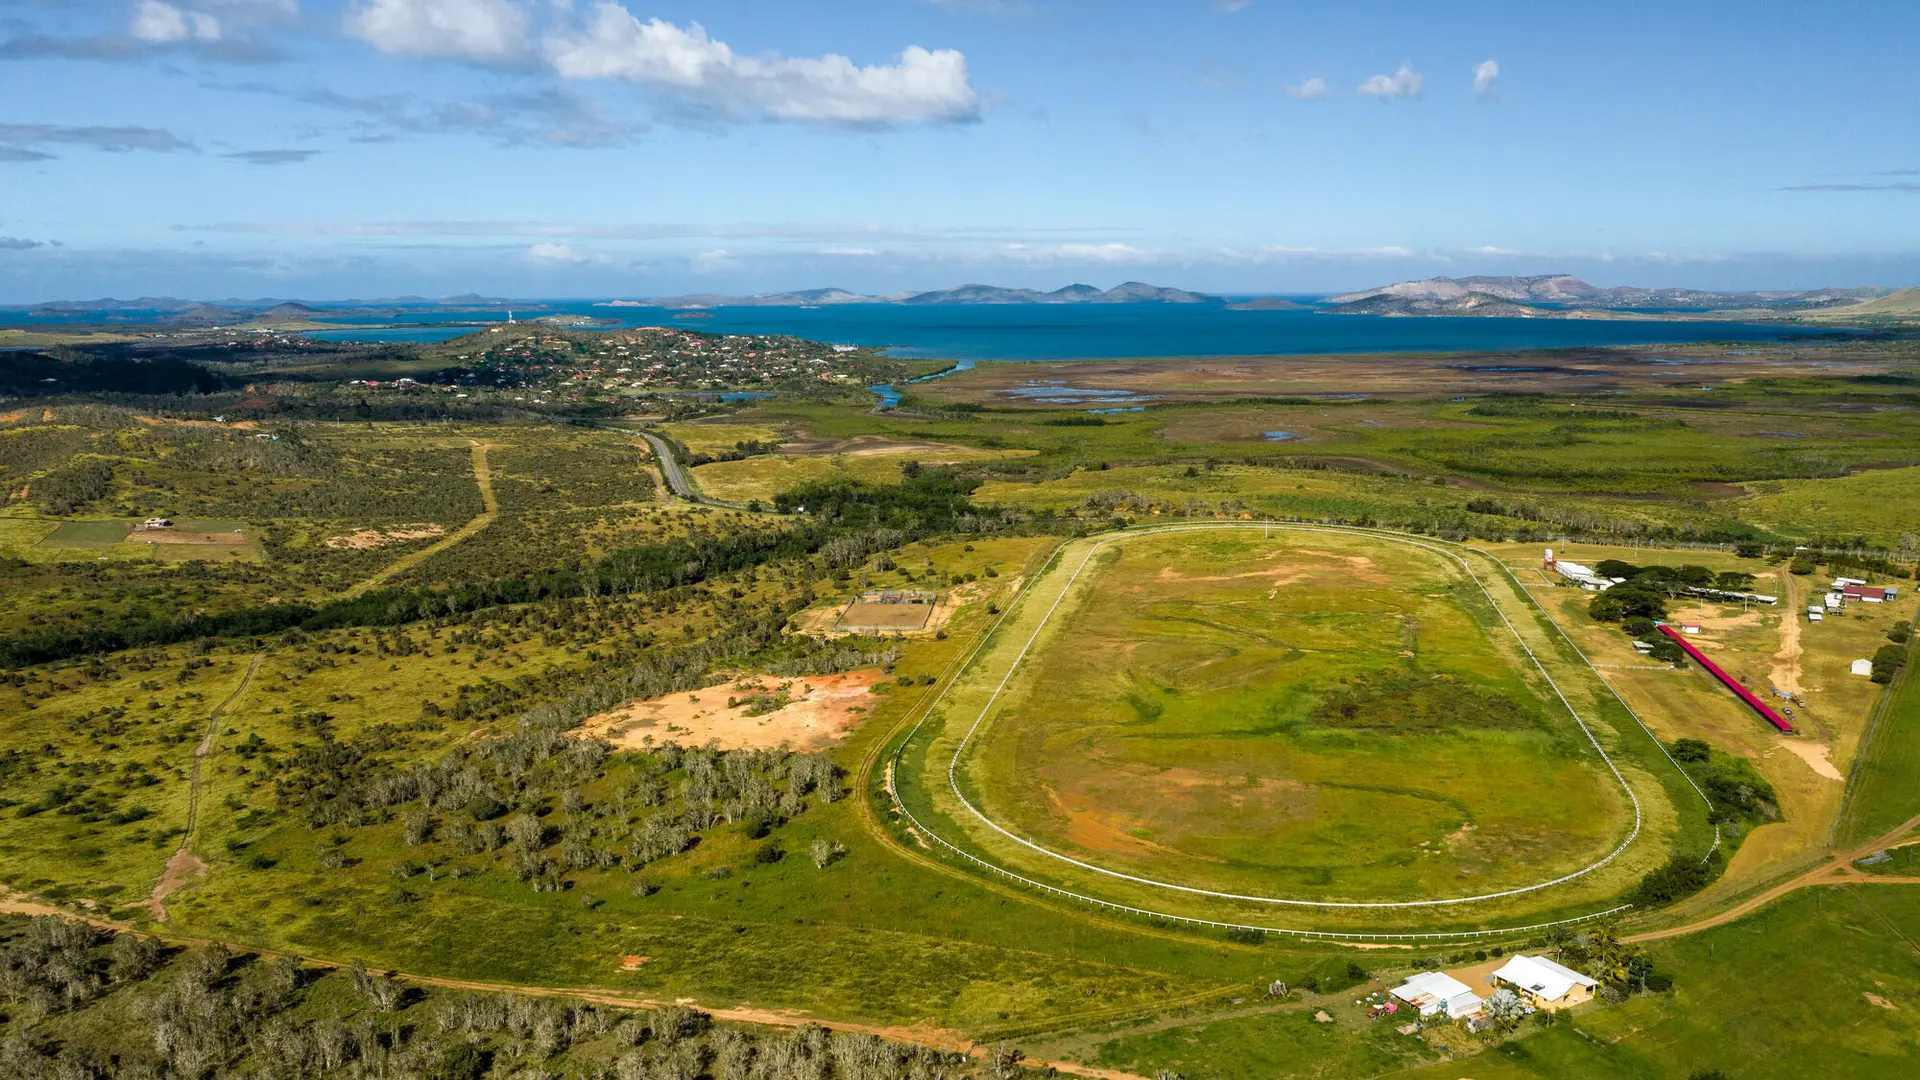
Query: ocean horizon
[[293, 302, 1847, 360]]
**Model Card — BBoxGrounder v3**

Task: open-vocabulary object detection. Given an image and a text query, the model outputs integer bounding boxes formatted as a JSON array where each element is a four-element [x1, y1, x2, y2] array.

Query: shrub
[[1670, 738, 1711, 764], [1633, 853, 1714, 904], [1871, 643, 1907, 684]]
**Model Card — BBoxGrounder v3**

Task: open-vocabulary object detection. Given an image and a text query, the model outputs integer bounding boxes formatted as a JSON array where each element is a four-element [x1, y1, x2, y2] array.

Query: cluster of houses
[[1386, 955, 1598, 1027], [1810, 576, 1900, 623]]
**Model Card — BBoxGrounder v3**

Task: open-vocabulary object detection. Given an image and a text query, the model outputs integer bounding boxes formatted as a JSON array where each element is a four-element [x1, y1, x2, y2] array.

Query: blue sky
[[1, 0, 1916, 301]]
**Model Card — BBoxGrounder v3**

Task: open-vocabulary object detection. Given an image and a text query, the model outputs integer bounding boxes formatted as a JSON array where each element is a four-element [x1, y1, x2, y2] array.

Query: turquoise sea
[[291, 301, 1848, 360]]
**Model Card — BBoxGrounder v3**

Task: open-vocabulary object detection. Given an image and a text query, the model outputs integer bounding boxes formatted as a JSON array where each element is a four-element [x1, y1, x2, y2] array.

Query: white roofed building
[[1389, 971, 1485, 1018], [1544, 549, 1614, 592], [1490, 955, 1599, 1009]]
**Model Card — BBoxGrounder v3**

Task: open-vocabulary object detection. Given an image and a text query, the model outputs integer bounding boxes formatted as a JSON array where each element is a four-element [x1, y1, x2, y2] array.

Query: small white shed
[[1851, 659, 1875, 677]]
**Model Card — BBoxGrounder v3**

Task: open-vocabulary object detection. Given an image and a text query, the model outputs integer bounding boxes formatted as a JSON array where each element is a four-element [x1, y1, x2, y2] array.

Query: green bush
[[1871, 643, 1908, 684], [1633, 852, 1715, 904]]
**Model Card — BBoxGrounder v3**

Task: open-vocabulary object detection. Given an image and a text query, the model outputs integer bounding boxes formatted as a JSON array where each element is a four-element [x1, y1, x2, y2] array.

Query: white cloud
[[527, 242, 593, 263], [821, 246, 878, 256], [691, 248, 736, 273], [996, 242, 1143, 263], [1212, 0, 1255, 11], [1472, 59, 1499, 96], [346, 0, 527, 62], [1357, 64, 1422, 101], [1284, 77, 1329, 101], [132, 1, 221, 42], [1221, 244, 1417, 262], [545, 8, 979, 125]]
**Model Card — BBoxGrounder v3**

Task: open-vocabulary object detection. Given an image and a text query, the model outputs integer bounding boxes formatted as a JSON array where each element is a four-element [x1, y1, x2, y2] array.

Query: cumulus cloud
[[132, 1, 221, 42], [1357, 64, 1422, 101], [1472, 59, 1498, 96], [527, 242, 598, 264], [545, 9, 979, 126], [345, 0, 528, 62], [0, 237, 43, 250], [1, 0, 287, 63], [1284, 76, 1329, 101]]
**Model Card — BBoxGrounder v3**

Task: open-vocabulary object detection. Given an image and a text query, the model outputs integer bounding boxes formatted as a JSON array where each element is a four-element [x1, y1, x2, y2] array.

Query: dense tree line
[[2, 467, 1042, 666], [0, 353, 227, 397]]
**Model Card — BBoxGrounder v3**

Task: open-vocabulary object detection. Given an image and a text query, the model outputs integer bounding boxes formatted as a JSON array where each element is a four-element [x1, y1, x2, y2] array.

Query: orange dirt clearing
[[837, 602, 934, 631], [578, 671, 883, 751], [1770, 737, 1845, 782], [146, 848, 208, 922], [324, 524, 447, 549]]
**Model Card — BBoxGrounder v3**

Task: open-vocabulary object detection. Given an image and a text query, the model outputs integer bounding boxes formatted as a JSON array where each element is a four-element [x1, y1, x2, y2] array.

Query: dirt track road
[[347, 440, 499, 596], [1625, 809, 1920, 943]]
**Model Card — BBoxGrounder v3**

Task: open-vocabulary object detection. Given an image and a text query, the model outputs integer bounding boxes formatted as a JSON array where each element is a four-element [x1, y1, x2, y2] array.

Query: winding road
[[635, 429, 759, 512]]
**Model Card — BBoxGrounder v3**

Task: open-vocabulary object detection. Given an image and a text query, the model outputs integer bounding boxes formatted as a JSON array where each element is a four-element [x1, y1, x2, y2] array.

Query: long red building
[[1657, 624, 1794, 733]]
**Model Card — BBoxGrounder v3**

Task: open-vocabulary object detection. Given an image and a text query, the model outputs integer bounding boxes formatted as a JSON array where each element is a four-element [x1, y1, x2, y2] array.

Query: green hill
[[1824, 285, 1920, 317]]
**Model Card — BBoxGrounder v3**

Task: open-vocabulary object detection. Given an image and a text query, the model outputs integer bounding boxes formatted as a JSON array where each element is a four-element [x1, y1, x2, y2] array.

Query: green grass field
[[955, 528, 1632, 902], [1836, 635, 1920, 846], [895, 525, 1702, 936], [1392, 884, 1920, 1080]]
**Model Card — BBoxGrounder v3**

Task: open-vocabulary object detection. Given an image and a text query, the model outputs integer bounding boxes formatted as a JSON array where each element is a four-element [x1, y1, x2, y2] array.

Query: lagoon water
[[294, 301, 1838, 360]]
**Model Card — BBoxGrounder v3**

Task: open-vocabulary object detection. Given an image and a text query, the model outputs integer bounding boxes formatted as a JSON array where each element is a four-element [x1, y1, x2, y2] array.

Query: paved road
[[635, 429, 760, 511]]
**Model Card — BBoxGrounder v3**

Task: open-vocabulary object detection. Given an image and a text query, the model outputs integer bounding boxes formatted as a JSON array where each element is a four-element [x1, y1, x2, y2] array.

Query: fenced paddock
[[835, 590, 938, 632]]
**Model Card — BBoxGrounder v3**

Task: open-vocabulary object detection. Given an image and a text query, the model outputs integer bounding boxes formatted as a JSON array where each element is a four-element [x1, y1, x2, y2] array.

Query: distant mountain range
[[12, 278, 1917, 325], [610, 282, 1221, 308], [1323, 275, 1897, 317]]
